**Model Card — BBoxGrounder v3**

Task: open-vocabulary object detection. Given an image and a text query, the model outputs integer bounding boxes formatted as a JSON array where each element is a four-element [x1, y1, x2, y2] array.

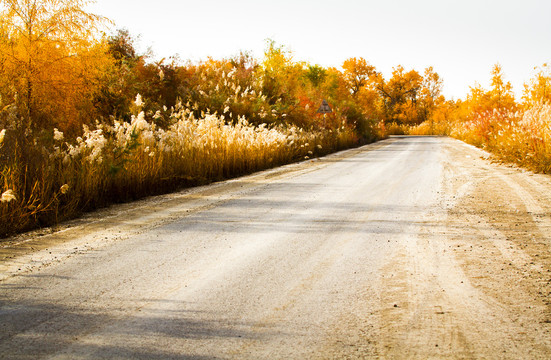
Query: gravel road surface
[[1, 136, 550, 359]]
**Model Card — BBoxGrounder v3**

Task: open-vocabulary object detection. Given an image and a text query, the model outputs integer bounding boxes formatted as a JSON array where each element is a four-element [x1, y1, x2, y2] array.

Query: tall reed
[[450, 103, 551, 173], [0, 101, 358, 237]]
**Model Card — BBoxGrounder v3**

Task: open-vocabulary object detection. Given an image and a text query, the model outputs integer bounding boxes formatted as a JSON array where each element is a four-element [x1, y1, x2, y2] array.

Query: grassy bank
[[1, 103, 361, 238]]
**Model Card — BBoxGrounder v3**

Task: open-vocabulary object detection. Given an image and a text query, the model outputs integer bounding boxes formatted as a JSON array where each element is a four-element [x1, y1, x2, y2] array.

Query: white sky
[[89, 0, 551, 100]]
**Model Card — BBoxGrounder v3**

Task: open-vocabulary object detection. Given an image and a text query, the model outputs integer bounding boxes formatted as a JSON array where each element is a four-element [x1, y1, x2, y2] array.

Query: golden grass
[[449, 104, 551, 173], [0, 104, 359, 237]]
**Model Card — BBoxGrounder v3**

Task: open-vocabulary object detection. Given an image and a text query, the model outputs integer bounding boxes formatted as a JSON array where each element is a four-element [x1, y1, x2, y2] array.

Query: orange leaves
[[443, 64, 551, 173], [342, 57, 376, 96], [374, 65, 438, 125], [461, 63, 517, 122], [489, 63, 516, 111], [0, 0, 112, 132], [523, 63, 551, 106]]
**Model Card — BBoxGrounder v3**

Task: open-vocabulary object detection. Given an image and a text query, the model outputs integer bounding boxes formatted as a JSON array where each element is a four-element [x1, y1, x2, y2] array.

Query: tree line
[[1, 0, 550, 237]]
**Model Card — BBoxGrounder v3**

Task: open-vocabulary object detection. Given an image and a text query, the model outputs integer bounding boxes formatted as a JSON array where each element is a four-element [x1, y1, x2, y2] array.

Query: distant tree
[[107, 28, 137, 64], [375, 65, 423, 124], [305, 64, 327, 88], [418, 66, 444, 123], [461, 63, 516, 117], [342, 57, 376, 97], [489, 63, 516, 111], [261, 40, 298, 104], [523, 63, 551, 105]]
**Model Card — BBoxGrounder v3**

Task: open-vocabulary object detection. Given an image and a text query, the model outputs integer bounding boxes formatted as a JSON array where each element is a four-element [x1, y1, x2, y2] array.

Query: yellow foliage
[[0, 0, 111, 132], [0, 104, 358, 237], [523, 63, 551, 106], [342, 57, 376, 96]]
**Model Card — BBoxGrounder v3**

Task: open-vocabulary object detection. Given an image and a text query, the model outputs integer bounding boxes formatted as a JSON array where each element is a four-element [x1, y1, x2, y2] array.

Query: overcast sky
[[89, 0, 551, 100]]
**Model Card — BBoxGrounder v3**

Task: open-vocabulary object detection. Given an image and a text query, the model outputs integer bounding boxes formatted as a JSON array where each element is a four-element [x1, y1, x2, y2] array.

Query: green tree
[[305, 64, 327, 88]]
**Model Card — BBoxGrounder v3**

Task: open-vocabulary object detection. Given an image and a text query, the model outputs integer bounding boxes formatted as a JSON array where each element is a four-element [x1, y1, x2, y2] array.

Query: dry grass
[[451, 103, 551, 173], [0, 102, 358, 237]]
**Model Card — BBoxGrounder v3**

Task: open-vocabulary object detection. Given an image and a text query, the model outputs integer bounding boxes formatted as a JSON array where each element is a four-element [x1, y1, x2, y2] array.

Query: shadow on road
[[0, 297, 268, 359]]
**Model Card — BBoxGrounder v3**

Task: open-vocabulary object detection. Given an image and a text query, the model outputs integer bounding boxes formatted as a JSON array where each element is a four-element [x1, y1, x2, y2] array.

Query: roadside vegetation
[[410, 64, 551, 174], [1, 0, 550, 237]]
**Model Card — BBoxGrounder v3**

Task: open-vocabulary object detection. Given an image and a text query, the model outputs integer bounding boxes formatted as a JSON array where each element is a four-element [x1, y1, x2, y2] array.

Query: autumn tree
[[259, 40, 310, 125], [261, 40, 297, 104], [489, 63, 516, 111], [93, 29, 140, 121], [375, 65, 423, 124], [317, 66, 348, 103], [460, 63, 516, 117], [94, 28, 191, 125], [0, 0, 110, 133], [342, 57, 376, 97], [523, 63, 551, 105], [418, 66, 444, 123]]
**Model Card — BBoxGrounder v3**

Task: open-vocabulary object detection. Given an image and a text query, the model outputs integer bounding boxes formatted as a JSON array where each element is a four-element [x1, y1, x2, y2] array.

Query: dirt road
[[1, 136, 550, 359]]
